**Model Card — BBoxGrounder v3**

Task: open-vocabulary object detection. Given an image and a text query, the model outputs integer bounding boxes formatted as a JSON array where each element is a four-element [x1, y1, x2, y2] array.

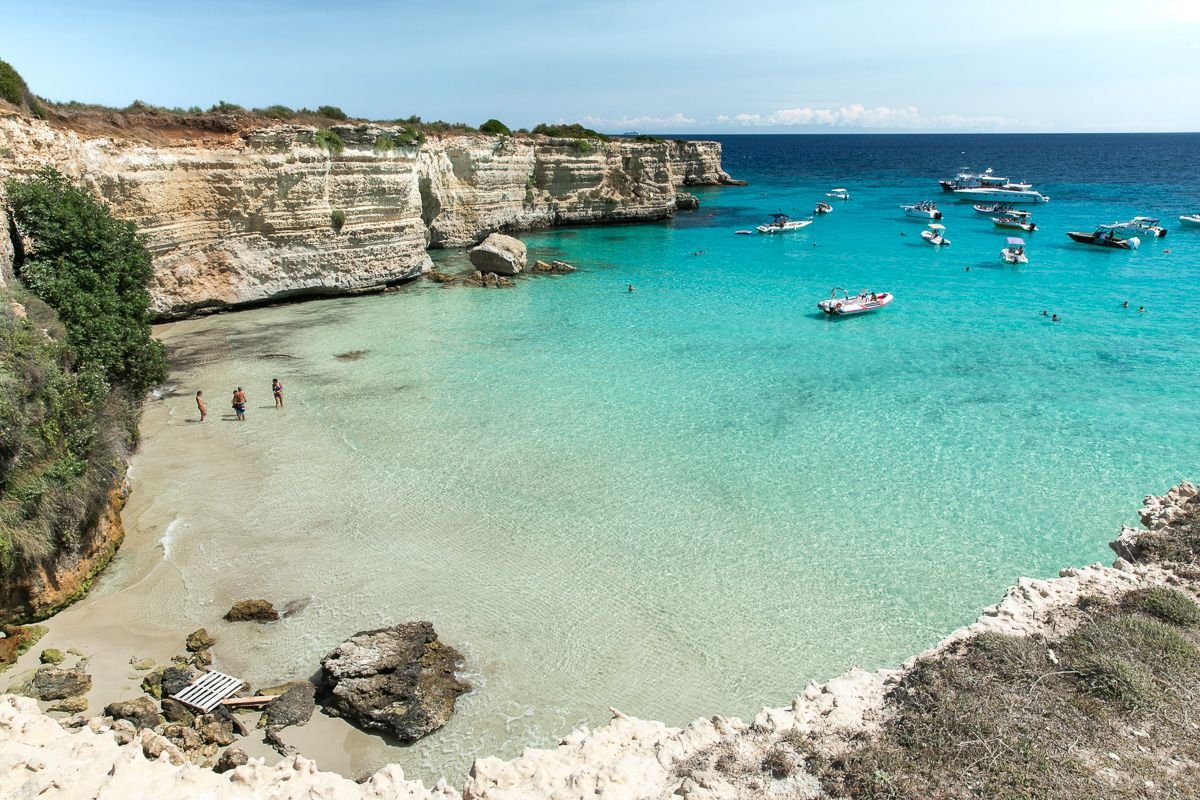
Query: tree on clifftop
[[5, 168, 166, 397], [479, 119, 512, 136]]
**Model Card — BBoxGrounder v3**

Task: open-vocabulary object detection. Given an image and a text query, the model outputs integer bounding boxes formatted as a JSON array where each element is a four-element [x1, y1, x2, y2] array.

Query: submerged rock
[[532, 259, 577, 274], [319, 622, 469, 744], [185, 628, 215, 652], [223, 599, 279, 623], [468, 233, 527, 276]]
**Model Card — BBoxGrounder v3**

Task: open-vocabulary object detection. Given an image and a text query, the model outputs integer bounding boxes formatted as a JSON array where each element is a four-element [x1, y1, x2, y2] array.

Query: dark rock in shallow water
[[318, 622, 469, 744], [675, 192, 700, 210], [224, 599, 279, 622], [30, 666, 91, 700], [185, 628, 215, 652], [105, 696, 162, 729]]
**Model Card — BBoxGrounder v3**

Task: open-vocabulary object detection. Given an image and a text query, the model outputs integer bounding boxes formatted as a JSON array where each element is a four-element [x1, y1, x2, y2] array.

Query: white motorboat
[[920, 223, 950, 246], [1000, 237, 1028, 265], [756, 213, 813, 234], [735, 230, 754, 235], [814, 201, 833, 215], [1179, 213, 1200, 228], [901, 201, 942, 220], [940, 168, 997, 192], [826, 188, 851, 200], [953, 176, 1049, 204], [992, 216, 1037, 232], [974, 203, 1030, 219], [816, 288, 894, 316], [1114, 216, 1167, 238]]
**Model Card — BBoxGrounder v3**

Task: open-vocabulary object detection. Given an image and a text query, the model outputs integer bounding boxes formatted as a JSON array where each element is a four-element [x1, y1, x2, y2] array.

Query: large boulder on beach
[[29, 666, 91, 700], [318, 622, 469, 743], [105, 696, 162, 729], [468, 233, 526, 276], [261, 681, 316, 730], [224, 599, 279, 623]]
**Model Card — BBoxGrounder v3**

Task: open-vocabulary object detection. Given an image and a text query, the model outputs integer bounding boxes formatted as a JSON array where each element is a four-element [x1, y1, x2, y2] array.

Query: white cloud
[[716, 104, 1020, 131], [579, 113, 697, 131], [1163, 0, 1200, 21]]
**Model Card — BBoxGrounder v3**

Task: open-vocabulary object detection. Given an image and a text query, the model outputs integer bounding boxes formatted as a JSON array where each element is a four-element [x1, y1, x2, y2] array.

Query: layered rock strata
[[2, 482, 1194, 799], [0, 117, 738, 317]]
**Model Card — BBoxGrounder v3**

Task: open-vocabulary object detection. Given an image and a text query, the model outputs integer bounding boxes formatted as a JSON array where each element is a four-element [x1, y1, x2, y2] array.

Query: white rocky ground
[[1, 483, 1195, 799]]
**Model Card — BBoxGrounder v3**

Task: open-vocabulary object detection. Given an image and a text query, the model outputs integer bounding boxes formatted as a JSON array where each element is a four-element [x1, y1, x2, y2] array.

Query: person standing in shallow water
[[272, 378, 284, 409], [232, 387, 247, 421], [196, 390, 207, 422]]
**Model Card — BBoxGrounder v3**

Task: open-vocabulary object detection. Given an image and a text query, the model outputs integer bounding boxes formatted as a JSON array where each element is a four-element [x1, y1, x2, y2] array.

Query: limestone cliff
[[0, 480, 128, 624], [0, 116, 738, 317]]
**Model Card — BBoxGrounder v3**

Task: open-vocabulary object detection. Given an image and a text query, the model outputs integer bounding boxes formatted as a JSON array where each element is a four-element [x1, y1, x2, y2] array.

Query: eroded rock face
[[0, 118, 738, 317], [223, 599, 279, 622], [468, 233, 526, 275], [319, 622, 469, 744]]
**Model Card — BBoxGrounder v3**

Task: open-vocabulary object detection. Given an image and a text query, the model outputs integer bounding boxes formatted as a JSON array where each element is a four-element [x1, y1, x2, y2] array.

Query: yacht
[[921, 223, 950, 246], [953, 172, 1049, 204], [940, 168, 995, 192], [817, 288, 894, 316], [1001, 237, 1028, 265], [826, 188, 851, 200], [974, 203, 1030, 218], [1066, 225, 1140, 250], [901, 201, 942, 220], [756, 213, 813, 234], [1114, 217, 1167, 238]]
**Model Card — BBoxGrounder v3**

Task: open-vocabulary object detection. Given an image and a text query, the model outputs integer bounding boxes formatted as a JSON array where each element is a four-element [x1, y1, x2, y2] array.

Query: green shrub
[[571, 138, 593, 154], [313, 128, 345, 155], [5, 168, 167, 397], [330, 209, 346, 231], [531, 122, 609, 140], [0, 59, 30, 106], [479, 118, 512, 136], [1123, 587, 1200, 627], [372, 135, 397, 153], [208, 100, 244, 113], [632, 134, 664, 143], [257, 104, 295, 120], [316, 105, 347, 121]]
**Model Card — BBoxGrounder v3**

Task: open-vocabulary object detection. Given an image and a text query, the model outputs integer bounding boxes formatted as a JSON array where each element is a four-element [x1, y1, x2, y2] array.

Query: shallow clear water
[[103, 134, 1200, 783]]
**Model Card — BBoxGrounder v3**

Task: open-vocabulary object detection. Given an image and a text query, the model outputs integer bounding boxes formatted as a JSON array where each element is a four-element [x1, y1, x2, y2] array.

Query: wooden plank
[[219, 695, 278, 708]]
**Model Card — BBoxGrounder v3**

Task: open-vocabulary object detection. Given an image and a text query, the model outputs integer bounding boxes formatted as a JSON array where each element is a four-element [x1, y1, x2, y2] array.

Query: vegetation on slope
[[0, 58, 43, 118], [1, 168, 163, 587]]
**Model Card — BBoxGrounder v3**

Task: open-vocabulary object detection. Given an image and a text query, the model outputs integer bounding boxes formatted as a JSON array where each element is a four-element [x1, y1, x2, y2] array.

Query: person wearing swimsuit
[[232, 387, 247, 421], [272, 378, 284, 409], [196, 390, 207, 422]]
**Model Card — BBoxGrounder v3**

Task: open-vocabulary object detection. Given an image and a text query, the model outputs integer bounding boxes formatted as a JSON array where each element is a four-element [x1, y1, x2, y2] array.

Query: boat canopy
[[1006, 237, 1025, 246], [770, 213, 790, 220], [928, 223, 946, 231]]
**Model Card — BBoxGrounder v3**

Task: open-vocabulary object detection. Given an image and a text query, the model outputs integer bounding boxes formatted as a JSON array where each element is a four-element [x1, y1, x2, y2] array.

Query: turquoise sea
[[107, 134, 1200, 782]]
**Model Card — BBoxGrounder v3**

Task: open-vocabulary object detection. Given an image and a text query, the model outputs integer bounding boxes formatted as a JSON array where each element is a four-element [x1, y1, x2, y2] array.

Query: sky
[[4, 0, 1200, 133]]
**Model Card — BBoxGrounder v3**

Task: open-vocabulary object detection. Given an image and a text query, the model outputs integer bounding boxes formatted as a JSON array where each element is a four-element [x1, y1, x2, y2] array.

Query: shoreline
[[3, 482, 1194, 797]]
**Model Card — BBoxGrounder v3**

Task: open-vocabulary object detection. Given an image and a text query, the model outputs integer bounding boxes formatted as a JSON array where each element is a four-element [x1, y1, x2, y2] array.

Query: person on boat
[[196, 390, 207, 422], [272, 378, 284, 409]]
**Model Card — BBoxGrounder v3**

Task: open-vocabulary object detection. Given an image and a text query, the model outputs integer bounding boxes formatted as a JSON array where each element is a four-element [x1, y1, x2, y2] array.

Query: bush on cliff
[[316, 105, 347, 121], [0, 287, 134, 577], [479, 119, 511, 136], [531, 123, 610, 142], [0, 58, 44, 118], [313, 128, 345, 155], [256, 104, 295, 120], [5, 168, 167, 398]]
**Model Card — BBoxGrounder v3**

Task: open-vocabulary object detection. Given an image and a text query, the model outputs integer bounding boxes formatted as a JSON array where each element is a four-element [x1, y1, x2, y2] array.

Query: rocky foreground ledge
[[3, 483, 1198, 799]]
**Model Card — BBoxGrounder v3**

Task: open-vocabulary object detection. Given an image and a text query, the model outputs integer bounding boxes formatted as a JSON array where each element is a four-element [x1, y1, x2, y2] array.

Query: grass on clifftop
[[811, 588, 1200, 799]]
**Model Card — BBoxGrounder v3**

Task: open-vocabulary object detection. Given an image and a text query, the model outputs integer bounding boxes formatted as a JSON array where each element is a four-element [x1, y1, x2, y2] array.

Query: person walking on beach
[[272, 378, 284, 409], [196, 390, 207, 422], [232, 387, 247, 421]]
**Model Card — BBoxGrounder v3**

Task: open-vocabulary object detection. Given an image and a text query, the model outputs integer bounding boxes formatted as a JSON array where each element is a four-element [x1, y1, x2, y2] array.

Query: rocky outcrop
[[319, 622, 469, 744], [0, 117, 739, 317], [224, 599, 279, 623], [104, 697, 161, 730], [25, 665, 92, 700], [468, 232, 526, 275], [0, 478, 128, 624]]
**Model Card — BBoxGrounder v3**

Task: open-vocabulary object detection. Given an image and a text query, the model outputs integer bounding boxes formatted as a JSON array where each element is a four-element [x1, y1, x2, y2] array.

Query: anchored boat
[[993, 216, 1037, 232], [1180, 213, 1200, 228], [817, 288, 894, 316], [974, 203, 1030, 218], [921, 223, 951, 246], [901, 201, 942, 220], [1114, 217, 1167, 238], [814, 201, 833, 215], [757, 213, 813, 234], [1001, 237, 1028, 265], [826, 188, 851, 200], [1066, 225, 1140, 250]]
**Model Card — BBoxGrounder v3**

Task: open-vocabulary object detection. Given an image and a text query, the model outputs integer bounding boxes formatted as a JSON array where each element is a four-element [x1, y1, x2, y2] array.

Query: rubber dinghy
[[817, 288, 894, 316]]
